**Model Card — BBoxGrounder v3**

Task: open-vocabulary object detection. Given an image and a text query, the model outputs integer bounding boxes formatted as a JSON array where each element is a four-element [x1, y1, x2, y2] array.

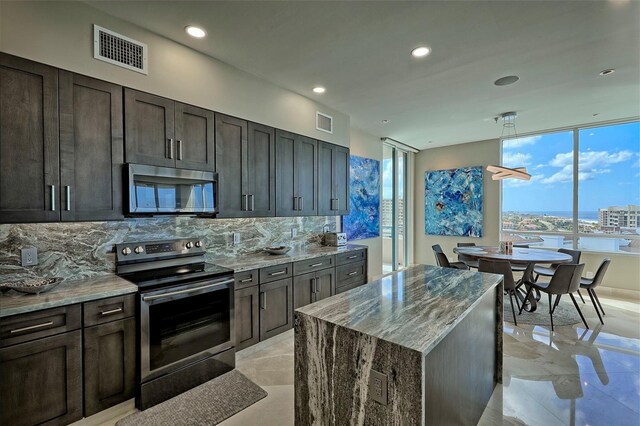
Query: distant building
[[381, 198, 404, 237], [598, 205, 640, 232]]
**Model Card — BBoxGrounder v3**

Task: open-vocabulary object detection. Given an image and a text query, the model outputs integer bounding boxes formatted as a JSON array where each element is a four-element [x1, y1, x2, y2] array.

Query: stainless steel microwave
[[126, 164, 218, 215]]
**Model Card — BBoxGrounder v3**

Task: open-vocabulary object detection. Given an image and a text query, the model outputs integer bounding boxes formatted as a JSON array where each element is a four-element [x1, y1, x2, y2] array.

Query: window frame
[[500, 117, 640, 255]]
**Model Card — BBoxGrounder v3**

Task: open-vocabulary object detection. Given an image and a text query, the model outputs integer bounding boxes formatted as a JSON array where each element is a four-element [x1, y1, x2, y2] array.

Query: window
[[382, 144, 409, 272], [501, 121, 640, 254]]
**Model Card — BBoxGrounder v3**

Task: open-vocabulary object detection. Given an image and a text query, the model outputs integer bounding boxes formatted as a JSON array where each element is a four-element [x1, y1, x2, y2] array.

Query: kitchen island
[[294, 264, 503, 425]]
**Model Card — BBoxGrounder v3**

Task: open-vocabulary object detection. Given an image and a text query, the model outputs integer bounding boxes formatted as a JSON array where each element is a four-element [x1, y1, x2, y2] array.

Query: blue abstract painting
[[425, 166, 483, 237], [343, 156, 380, 240]]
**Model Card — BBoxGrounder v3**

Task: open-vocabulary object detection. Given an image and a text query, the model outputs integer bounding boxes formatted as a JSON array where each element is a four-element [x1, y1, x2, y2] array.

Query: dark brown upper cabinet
[[59, 71, 124, 221], [215, 114, 275, 217], [0, 53, 59, 223], [318, 141, 350, 216], [275, 130, 318, 216], [124, 89, 214, 171]]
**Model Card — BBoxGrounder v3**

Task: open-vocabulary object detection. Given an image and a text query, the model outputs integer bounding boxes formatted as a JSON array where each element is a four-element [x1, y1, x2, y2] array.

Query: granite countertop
[[0, 275, 138, 318], [295, 264, 502, 355], [210, 244, 367, 272]]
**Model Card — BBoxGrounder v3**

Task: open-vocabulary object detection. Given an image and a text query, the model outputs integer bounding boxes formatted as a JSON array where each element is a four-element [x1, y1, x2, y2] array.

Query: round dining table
[[453, 246, 573, 311]]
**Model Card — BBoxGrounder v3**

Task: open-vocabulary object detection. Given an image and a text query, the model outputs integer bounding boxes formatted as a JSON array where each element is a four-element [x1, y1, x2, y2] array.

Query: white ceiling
[[88, 0, 640, 150]]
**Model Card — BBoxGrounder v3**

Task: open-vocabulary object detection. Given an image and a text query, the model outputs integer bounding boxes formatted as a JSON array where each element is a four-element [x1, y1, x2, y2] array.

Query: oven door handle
[[142, 278, 234, 302]]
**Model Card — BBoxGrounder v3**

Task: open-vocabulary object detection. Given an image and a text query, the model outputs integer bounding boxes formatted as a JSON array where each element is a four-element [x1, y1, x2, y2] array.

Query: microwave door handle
[[142, 278, 234, 302]]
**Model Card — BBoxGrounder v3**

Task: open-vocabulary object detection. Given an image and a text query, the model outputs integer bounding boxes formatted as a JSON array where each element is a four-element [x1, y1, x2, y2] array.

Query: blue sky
[[502, 121, 640, 212]]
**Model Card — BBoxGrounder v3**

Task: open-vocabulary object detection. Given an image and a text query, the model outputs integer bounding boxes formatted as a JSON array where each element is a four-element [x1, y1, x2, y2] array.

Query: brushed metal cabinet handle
[[51, 185, 56, 211], [239, 278, 253, 283], [249, 194, 254, 211], [65, 186, 71, 211], [299, 196, 304, 211], [347, 255, 359, 259], [348, 271, 358, 276], [242, 194, 247, 211], [100, 307, 123, 316], [293, 196, 298, 211], [311, 278, 316, 294], [168, 138, 174, 159], [269, 270, 286, 276], [260, 292, 267, 310], [310, 263, 323, 268], [10, 321, 54, 334], [315, 278, 320, 293], [177, 140, 183, 160], [336, 198, 339, 211]]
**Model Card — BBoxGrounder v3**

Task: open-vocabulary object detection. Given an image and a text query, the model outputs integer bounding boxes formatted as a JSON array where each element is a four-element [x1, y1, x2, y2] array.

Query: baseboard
[[69, 399, 136, 426], [597, 286, 640, 301]]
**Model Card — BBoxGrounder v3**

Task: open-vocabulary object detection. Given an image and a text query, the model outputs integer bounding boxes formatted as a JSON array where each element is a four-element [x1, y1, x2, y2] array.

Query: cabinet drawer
[[335, 279, 366, 294], [235, 269, 258, 290], [336, 261, 367, 287], [259, 263, 292, 284], [84, 294, 135, 327], [293, 255, 334, 275], [336, 249, 366, 266], [0, 305, 82, 348]]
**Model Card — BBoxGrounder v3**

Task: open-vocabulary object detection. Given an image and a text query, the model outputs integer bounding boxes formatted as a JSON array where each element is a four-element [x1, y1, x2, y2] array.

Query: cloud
[[540, 149, 634, 184], [503, 135, 541, 150], [502, 152, 532, 168], [503, 173, 544, 188], [533, 164, 545, 170]]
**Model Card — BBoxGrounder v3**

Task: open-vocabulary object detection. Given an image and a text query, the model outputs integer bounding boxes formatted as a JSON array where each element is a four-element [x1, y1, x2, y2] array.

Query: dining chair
[[456, 242, 479, 269], [479, 259, 520, 326], [534, 249, 584, 302], [432, 244, 468, 270], [519, 263, 588, 331], [579, 258, 611, 325]]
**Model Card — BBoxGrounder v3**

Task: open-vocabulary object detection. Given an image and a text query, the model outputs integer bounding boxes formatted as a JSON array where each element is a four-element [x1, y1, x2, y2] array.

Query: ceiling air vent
[[93, 25, 148, 74], [316, 112, 333, 134]]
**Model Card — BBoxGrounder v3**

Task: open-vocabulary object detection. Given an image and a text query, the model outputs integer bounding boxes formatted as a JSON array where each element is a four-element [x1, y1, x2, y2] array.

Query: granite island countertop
[[210, 244, 367, 272], [296, 264, 502, 355], [0, 275, 138, 318]]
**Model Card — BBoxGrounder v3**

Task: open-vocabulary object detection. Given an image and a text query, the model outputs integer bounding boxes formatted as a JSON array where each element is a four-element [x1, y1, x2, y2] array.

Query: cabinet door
[[235, 286, 259, 350], [0, 53, 59, 223], [295, 135, 318, 216], [314, 267, 335, 303], [175, 102, 214, 171], [275, 130, 297, 216], [293, 272, 315, 310], [333, 144, 350, 215], [246, 122, 275, 217], [59, 72, 123, 221], [215, 114, 248, 217], [317, 141, 334, 216], [0, 330, 82, 426], [259, 278, 293, 340], [124, 88, 175, 167], [83, 318, 136, 416]]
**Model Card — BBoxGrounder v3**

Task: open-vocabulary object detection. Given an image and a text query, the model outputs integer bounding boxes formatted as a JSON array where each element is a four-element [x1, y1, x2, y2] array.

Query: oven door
[[139, 276, 234, 383]]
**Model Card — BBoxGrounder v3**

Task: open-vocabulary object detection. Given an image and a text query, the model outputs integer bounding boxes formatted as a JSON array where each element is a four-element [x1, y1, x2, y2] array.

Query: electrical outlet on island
[[21, 247, 38, 266], [233, 233, 241, 245], [291, 228, 298, 238]]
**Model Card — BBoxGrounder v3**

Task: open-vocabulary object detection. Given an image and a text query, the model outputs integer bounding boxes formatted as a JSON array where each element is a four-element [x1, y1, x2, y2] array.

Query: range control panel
[[116, 238, 206, 262]]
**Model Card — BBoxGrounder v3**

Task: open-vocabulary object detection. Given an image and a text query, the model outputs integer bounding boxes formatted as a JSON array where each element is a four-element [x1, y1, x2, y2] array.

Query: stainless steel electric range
[[116, 238, 235, 410]]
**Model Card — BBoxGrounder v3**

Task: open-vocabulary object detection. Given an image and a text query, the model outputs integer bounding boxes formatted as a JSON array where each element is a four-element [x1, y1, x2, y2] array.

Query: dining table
[[453, 246, 573, 312]]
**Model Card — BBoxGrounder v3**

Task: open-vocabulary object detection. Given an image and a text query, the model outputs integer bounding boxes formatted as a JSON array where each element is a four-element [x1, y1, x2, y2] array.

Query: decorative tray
[[264, 246, 292, 255], [4, 277, 64, 295]]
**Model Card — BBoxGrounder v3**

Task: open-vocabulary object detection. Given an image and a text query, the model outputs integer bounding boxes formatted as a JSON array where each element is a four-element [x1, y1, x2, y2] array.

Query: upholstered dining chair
[[519, 263, 588, 331], [579, 258, 611, 325], [479, 259, 520, 326], [456, 242, 479, 269], [432, 244, 468, 270], [534, 248, 584, 301]]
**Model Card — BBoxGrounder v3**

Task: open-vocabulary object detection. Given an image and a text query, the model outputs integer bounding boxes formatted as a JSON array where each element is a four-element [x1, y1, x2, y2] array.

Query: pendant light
[[487, 112, 532, 181]]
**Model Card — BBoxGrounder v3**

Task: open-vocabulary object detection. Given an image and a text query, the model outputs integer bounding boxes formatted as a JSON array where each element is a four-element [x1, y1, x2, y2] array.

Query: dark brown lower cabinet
[[293, 268, 335, 310], [83, 317, 136, 416], [0, 330, 83, 426], [259, 278, 293, 340], [235, 285, 260, 350]]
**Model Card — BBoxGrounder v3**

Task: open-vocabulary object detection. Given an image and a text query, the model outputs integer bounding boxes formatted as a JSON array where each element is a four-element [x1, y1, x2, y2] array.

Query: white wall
[[0, 1, 349, 146], [348, 127, 383, 279], [413, 138, 640, 294]]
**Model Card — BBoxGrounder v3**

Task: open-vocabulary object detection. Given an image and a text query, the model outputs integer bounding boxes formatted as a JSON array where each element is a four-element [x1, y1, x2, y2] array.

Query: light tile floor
[[222, 295, 640, 426], [91, 295, 639, 426]]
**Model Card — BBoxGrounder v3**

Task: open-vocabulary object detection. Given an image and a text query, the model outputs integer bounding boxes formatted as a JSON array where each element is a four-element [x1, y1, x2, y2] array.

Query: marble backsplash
[[0, 216, 337, 283]]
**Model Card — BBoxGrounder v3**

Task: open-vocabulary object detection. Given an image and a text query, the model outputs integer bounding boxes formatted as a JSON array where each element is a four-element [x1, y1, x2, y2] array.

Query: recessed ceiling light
[[599, 69, 615, 76], [411, 46, 431, 58], [428, 141, 433, 144], [185, 26, 206, 38], [381, 119, 391, 124], [312, 86, 326, 94], [593, 113, 600, 117], [494, 75, 520, 86]]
